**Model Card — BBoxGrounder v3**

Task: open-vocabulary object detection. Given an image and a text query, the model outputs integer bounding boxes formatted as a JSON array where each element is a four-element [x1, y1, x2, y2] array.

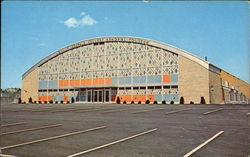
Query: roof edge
[[22, 36, 209, 79]]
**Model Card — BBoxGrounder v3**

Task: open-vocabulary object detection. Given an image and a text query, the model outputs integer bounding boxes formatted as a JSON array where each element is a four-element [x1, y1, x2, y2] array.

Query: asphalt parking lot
[[1, 103, 249, 157]]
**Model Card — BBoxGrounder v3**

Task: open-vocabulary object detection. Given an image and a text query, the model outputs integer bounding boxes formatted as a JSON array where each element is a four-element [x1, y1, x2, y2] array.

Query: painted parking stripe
[[165, 108, 192, 115], [102, 109, 131, 113], [0, 126, 106, 150], [0, 124, 62, 136], [132, 108, 165, 114], [0, 154, 17, 157], [183, 131, 224, 157], [1, 122, 27, 127], [203, 108, 223, 115], [67, 128, 158, 157]]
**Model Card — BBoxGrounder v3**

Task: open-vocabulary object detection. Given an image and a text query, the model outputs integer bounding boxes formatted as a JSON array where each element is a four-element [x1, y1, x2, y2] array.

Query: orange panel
[[59, 80, 64, 87], [81, 79, 86, 86], [111, 95, 117, 102], [38, 96, 42, 102], [105, 78, 112, 85], [124, 95, 132, 102], [93, 78, 98, 85], [47, 96, 53, 102], [163, 74, 171, 83], [85, 79, 92, 85], [99, 78, 105, 85], [63, 96, 68, 102], [41, 96, 47, 102], [133, 95, 146, 102], [75, 79, 80, 86], [147, 95, 154, 102], [64, 80, 69, 86], [70, 80, 74, 86]]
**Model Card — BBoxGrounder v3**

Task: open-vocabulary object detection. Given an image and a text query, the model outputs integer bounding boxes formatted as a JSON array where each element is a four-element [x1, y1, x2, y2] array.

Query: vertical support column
[[146, 47, 148, 102], [57, 57, 60, 103], [131, 42, 134, 102], [161, 49, 164, 102], [46, 71, 49, 102], [117, 42, 120, 100], [91, 44, 94, 102], [104, 42, 107, 85]]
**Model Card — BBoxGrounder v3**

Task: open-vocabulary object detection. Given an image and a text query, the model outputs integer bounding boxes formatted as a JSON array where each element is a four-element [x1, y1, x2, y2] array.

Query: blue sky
[[2, 1, 249, 89]]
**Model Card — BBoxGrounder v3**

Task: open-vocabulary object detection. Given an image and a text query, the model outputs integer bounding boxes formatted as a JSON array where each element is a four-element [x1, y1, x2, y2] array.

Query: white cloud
[[80, 12, 86, 16], [80, 15, 97, 26], [38, 43, 46, 47], [63, 17, 79, 28], [62, 12, 97, 28]]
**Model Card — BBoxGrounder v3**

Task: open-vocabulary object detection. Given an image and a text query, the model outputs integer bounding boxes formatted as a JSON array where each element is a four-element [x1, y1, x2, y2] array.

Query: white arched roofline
[[22, 36, 209, 79]]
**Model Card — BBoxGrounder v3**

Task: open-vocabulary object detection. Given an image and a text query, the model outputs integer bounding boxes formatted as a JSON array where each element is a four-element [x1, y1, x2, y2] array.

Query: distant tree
[[153, 101, 158, 104], [131, 101, 134, 104], [180, 96, 184, 104], [34, 101, 37, 104], [123, 101, 127, 104], [49, 100, 53, 104], [18, 98, 22, 104], [29, 97, 33, 104], [116, 96, 121, 104], [162, 100, 166, 104], [61, 101, 64, 104], [170, 101, 174, 104], [138, 101, 142, 104], [190, 101, 194, 104], [200, 96, 206, 104], [71, 97, 75, 103]]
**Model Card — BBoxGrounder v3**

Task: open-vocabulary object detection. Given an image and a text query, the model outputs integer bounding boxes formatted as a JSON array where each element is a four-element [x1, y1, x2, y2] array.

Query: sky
[[1, 1, 249, 89]]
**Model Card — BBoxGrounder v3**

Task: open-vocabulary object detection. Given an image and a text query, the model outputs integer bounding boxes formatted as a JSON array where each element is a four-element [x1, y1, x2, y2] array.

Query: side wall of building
[[209, 71, 224, 104], [21, 68, 38, 103], [220, 70, 249, 99], [179, 56, 210, 104]]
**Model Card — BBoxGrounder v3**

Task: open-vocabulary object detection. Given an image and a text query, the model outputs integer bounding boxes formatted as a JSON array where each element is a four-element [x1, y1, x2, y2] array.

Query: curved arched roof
[[22, 36, 209, 79]]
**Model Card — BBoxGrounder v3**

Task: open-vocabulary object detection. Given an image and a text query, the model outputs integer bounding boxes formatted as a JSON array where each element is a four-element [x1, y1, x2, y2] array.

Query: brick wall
[[209, 71, 224, 104], [179, 56, 210, 104], [21, 68, 38, 103]]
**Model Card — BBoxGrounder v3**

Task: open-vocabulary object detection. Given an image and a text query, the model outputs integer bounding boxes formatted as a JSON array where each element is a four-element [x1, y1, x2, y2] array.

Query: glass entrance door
[[104, 89, 110, 102], [92, 89, 103, 102], [87, 90, 92, 102]]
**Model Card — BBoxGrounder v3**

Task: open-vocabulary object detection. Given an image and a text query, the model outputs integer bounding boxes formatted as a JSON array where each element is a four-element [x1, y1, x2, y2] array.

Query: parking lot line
[[0, 126, 107, 150], [0, 154, 17, 157], [203, 108, 223, 115], [0, 124, 62, 136], [165, 108, 192, 115], [183, 131, 224, 157], [102, 109, 131, 113], [132, 108, 165, 114], [67, 128, 158, 157], [1, 122, 27, 127]]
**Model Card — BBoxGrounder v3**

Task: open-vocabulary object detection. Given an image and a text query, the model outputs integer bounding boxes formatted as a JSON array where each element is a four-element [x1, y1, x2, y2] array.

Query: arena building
[[21, 36, 249, 104]]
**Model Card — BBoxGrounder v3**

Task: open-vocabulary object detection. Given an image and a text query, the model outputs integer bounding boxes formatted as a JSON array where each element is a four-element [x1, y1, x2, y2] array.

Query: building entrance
[[79, 88, 111, 103]]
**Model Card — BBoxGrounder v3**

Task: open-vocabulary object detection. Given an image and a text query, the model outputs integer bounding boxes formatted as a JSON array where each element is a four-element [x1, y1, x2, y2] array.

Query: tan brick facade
[[209, 71, 224, 104], [21, 68, 38, 103], [179, 56, 210, 104]]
